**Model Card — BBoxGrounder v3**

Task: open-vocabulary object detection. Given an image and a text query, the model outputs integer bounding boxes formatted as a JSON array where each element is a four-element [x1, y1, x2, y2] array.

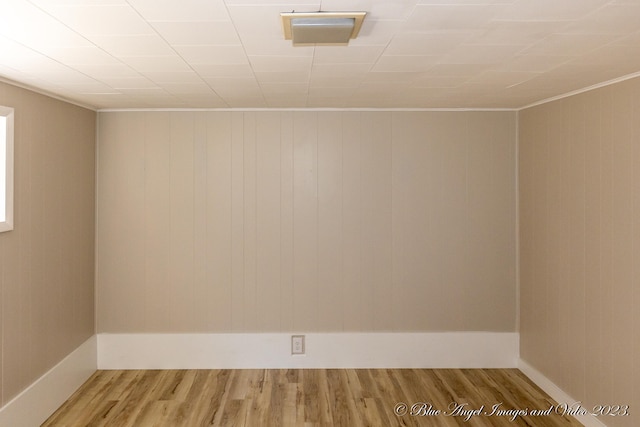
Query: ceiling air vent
[[281, 12, 367, 46]]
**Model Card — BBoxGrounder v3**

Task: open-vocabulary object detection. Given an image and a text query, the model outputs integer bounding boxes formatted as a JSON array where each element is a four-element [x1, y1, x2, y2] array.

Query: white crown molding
[[519, 70, 640, 110]]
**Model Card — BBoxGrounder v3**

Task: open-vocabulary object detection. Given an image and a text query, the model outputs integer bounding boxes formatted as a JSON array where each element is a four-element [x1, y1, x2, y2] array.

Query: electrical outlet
[[291, 335, 305, 355]]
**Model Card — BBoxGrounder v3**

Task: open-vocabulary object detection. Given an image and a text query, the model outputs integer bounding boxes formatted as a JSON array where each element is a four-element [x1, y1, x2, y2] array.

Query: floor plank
[[42, 369, 584, 427]]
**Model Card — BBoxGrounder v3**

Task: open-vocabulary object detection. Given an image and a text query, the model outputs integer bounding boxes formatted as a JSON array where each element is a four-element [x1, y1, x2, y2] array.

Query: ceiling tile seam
[[573, 1, 620, 29], [221, 0, 268, 107], [0, 33, 122, 98], [124, 0, 230, 107], [23, 0, 159, 98]]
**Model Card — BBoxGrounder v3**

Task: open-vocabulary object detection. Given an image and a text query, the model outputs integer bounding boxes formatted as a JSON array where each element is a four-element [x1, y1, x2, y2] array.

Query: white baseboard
[[0, 335, 97, 427], [518, 359, 608, 427], [98, 332, 519, 369]]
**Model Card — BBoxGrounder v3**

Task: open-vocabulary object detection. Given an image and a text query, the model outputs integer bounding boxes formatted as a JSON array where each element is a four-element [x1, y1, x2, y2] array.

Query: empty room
[[0, 0, 638, 426]]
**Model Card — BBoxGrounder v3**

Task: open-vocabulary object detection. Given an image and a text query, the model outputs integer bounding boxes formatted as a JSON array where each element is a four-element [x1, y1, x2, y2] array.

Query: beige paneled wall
[[97, 110, 516, 333], [519, 77, 640, 426], [0, 82, 96, 406]]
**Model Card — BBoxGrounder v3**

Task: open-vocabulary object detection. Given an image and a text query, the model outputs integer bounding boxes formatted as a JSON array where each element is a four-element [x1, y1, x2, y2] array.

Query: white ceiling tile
[[1, 0, 639, 109], [117, 87, 170, 96], [162, 82, 216, 95], [470, 21, 570, 46], [307, 97, 349, 107], [127, 0, 230, 22], [311, 63, 371, 77], [47, 4, 155, 36], [349, 20, 404, 46], [369, 0, 419, 20], [227, 5, 295, 39], [254, 71, 310, 83], [224, 96, 267, 107], [100, 76, 159, 89], [417, 0, 515, 4], [609, 30, 640, 46], [313, 45, 384, 63], [413, 75, 469, 88], [151, 21, 241, 46], [495, 0, 610, 21], [309, 77, 363, 88], [248, 56, 312, 73], [204, 78, 261, 97], [423, 63, 490, 77], [224, 0, 319, 4], [308, 86, 356, 97], [142, 71, 206, 84], [260, 83, 308, 95], [492, 55, 570, 73], [405, 4, 505, 31], [362, 71, 423, 83], [265, 96, 308, 107], [30, 0, 127, 6], [90, 35, 176, 57], [57, 81, 120, 94], [465, 70, 539, 87], [35, 45, 118, 65], [372, 55, 439, 72], [192, 63, 255, 78], [440, 43, 525, 64], [520, 33, 620, 57], [562, 3, 640, 35], [175, 94, 228, 107], [0, 0, 91, 49], [121, 56, 192, 73], [240, 37, 313, 57], [173, 45, 249, 65], [384, 31, 473, 55]]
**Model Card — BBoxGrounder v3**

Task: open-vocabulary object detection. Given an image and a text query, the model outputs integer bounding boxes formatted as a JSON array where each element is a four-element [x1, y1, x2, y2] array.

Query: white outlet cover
[[291, 335, 305, 355]]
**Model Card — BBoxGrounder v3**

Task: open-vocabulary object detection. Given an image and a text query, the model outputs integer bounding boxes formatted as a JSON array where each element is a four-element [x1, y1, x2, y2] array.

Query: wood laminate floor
[[42, 369, 584, 427]]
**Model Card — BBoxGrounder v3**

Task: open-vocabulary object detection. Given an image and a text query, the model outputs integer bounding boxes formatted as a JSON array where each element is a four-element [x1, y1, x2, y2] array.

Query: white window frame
[[0, 106, 14, 232]]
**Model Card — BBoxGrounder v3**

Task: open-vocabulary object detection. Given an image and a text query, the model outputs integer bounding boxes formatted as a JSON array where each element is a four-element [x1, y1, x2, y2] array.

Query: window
[[0, 106, 13, 232]]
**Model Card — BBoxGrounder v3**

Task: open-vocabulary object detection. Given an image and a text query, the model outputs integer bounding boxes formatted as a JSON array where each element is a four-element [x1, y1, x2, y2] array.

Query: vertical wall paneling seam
[[170, 114, 175, 328], [633, 94, 638, 411], [580, 102, 587, 401], [339, 113, 344, 332], [465, 116, 470, 321], [277, 114, 282, 331], [389, 113, 394, 332], [292, 113, 297, 331], [142, 113, 148, 329], [340, 114, 345, 332], [226, 113, 233, 331], [605, 94, 613, 401], [191, 114, 196, 329], [93, 113, 100, 335], [358, 113, 363, 329], [515, 112, 520, 333], [543, 107, 550, 368], [241, 113, 245, 331], [287, 113, 293, 331], [253, 113, 258, 331], [314, 112, 319, 333]]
